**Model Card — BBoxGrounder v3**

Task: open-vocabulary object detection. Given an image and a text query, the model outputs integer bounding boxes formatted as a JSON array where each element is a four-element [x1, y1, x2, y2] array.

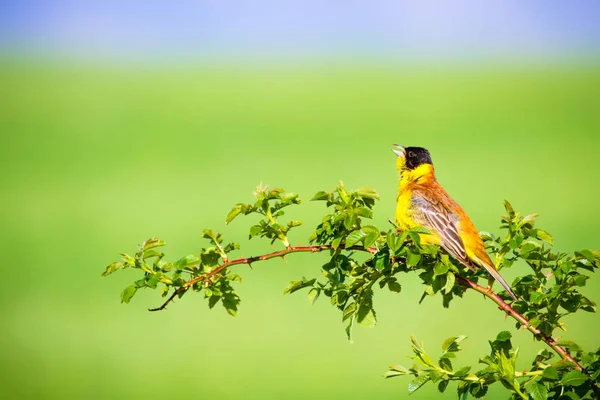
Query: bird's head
[[392, 145, 433, 172]]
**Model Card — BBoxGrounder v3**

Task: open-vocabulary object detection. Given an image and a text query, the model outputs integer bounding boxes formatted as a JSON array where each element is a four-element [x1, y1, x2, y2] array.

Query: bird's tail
[[473, 256, 518, 301]]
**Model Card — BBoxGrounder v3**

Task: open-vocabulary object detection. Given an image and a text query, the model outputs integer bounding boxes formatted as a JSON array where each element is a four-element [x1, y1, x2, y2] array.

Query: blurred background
[[2, 1, 600, 399]]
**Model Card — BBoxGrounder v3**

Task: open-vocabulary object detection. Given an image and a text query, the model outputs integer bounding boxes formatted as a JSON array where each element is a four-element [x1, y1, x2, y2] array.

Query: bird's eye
[[408, 151, 415, 158]]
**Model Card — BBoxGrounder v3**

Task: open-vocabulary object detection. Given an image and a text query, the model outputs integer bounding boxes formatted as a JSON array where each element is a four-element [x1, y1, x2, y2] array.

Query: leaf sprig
[[386, 332, 598, 399]]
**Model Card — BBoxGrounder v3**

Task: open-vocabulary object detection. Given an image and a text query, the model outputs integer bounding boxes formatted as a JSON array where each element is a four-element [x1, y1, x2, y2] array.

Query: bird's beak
[[392, 144, 405, 157]]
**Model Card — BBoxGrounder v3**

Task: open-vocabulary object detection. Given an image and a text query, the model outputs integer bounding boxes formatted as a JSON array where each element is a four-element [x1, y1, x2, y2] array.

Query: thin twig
[[148, 244, 376, 311]]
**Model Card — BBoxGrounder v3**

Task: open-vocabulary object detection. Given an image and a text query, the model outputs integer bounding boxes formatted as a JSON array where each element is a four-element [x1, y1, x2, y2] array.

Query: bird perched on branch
[[393, 145, 517, 301]]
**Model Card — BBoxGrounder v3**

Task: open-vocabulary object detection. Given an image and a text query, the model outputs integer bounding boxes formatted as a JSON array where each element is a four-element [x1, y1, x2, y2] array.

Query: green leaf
[[530, 291, 544, 304], [469, 383, 488, 399], [121, 253, 136, 266], [496, 331, 512, 342], [307, 288, 320, 305], [571, 274, 587, 287], [504, 200, 515, 216], [332, 236, 342, 250], [311, 191, 330, 201], [372, 252, 390, 271], [408, 375, 430, 394], [287, 220, 302, 228], [556, 340, 582, 353], [280, 192, 300, 205], [442, 336, 467, 353], [434, 262, 449, 276], [354, 207, 373, 218], [525, 380, 548, 400], [338, 182, 351, 204], [560, 370, 588, 387], [541, 366, 558, 380], [120, 284, 137, 304], [141, 237, 165, 251], [207, 295, 220, 308], [439, 357, 453, 372], [520, 241, 540, 256], [408, 226, 432, 235], [444, 271, 455, 294], [202, 229, 222, 244], [387, 232, 399, 252], [142, 249, 163, 260], [363, 231, 379, 248], [385, 365, 409, 378], [342, 302, 357, 322], [146, 273, 161, 289], [387, 280, 402, 293], [356, 186, 380, 200], [533, 229, 553, 245], [454, 366, 471, 378], [249, 224, 262, 238], [283, 278, 316, 294], [437, 380, 449, 393], [345, 230, 366, 248], [174, 254, 200, 270], [356, 304, 377, 328], [383, 370, 403, 379], [361, 225, 380, 248], [224, 242, 240, 253], [480, 231, 494, 241], [406, 251, 421, 267], [576, 249, 595, 263], [101, 262, 123, 277], [222, 293, 240, 316], [344, 213, 356, 230], [226, 204, 244, 224], [345, 317, 355, 342], [267, 187, 284, 198]]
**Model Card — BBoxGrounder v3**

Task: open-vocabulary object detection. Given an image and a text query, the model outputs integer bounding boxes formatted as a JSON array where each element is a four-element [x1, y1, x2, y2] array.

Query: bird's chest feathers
[[395, 164, 435, 230], [395, 189, 414, 229]]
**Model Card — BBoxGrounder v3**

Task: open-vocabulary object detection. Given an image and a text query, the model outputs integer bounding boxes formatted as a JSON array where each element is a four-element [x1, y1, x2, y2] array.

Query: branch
[[457, 275, 600, 395], [455, 275, 586, 370], [148, 244, 377, 311]]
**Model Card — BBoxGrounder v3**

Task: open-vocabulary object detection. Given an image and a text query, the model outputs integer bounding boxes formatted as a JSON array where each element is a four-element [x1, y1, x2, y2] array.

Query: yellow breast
[[395, 167, 441, 247], [395, 189, 414, 230]]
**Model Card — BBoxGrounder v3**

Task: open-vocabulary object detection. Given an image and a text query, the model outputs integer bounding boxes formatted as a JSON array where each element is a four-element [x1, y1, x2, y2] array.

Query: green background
[[2, 63, 599, 399]]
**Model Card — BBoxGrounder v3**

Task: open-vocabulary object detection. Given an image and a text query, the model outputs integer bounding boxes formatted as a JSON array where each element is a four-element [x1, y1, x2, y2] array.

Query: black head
[[404, 147, 433, 170]]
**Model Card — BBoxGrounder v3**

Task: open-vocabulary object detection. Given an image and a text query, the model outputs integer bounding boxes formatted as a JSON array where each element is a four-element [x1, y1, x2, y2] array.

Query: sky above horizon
[[1, 1, 599, 63]]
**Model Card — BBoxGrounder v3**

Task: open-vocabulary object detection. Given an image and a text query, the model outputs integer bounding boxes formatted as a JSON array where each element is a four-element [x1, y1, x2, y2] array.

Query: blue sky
[[1, 1, 599, 62]]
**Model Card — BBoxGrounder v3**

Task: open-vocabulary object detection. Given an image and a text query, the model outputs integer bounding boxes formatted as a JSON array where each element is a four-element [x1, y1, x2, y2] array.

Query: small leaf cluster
[[101, 230, 243, 315], [386, 332, 599, 399], [102, 237, 173, 304], [294, 182, 386, 339], [288, 182, 464, 340], [309, 181, 380, 250], [102, 184, 303, 315], [482, 201, 598, 336], [226, 183, 301, 247], [385, 335, 480, 396]]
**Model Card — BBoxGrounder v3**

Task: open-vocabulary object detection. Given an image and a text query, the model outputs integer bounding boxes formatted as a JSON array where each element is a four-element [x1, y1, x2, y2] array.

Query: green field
[[2, 63, 600, 399]]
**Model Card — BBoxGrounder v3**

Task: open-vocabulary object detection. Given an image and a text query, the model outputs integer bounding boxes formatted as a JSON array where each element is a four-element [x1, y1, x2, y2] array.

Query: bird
[[392, 145, 518, 301]]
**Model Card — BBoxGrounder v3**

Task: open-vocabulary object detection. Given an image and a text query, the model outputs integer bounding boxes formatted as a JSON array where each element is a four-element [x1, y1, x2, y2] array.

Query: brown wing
[[410, 188, 476, 272]]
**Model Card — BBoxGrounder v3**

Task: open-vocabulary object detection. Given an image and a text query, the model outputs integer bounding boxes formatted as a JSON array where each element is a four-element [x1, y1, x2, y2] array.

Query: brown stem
[[148, 244, 376, 311]]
